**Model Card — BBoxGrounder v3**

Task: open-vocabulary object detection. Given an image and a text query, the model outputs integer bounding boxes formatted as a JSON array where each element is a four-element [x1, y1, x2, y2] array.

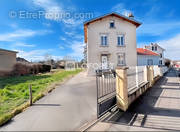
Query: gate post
[[144, 66, 148, 82], [116, 67, 129, 111], [148, 66, 154, 87]]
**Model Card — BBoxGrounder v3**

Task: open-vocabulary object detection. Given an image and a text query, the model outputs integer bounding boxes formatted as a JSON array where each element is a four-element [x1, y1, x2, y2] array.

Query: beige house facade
[[84, 13, 141, 75], [0, 48, 17, 75]]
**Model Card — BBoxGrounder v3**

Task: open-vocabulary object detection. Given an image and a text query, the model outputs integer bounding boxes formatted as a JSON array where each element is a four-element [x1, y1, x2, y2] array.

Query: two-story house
[[144, 43, 165, 66], [84, 12, 141, 75]]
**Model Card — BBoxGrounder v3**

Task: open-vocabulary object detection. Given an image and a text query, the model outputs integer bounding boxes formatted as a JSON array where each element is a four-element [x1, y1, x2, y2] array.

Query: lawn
[[0, 69, 82, 125]]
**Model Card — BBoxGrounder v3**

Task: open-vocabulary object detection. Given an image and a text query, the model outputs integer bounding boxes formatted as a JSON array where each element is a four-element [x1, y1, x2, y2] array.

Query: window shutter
[[121, 36, 124, 46], [117, 37, 120, 45], [105, 36, 107, 45], [101, 36, 103, 45]]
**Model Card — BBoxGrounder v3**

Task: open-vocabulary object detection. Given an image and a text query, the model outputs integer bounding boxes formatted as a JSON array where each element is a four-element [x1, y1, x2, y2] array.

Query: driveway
[[89, 68, 180, 131], [0, 71, 97, 131]]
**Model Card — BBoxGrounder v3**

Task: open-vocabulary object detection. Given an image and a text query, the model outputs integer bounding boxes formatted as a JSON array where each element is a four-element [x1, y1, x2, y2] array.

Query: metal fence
[[96, 69, 116, 118]]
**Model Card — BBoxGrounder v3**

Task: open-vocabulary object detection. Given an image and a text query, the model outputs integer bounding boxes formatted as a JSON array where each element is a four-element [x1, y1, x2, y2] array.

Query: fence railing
[[127, 66, 146, 89], [153, 65, 169, 78], [96, 69, 116, 118], [96, 70, 116, 100]]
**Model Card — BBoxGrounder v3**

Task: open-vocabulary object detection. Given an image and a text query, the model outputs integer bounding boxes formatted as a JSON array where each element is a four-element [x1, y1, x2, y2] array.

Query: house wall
[[0, 50, 17, 74], [137, 55, 160, 66], [145, 45, 165, 65], [87, 16, 137, 75]]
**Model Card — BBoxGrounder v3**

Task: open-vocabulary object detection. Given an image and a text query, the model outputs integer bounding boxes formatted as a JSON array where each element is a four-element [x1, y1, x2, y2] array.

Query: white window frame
[[117, 35, 125, 46], [117, 53, 125, 66], [100, 35, 108, 46], [109, 20, 115, 28]]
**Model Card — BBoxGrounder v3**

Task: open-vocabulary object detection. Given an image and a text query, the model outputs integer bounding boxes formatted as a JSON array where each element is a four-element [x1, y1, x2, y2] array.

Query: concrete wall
[[137, 55, 160, 66], [87, 16, 137, 75], [0, 50, 17, 73]]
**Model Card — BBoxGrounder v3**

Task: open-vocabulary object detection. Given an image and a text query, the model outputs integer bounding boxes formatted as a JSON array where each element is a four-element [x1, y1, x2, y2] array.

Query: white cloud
[[111, 3, 132, 16], [16, 49, 62, 62], [64, 31, 83, 40], [10, 23, 18, 29], [59, 36, 66, 41], [33, 0, 63, 21], [59, 45, 65, 50], [42, 23, 51, 27], [69, 41, 85, 60], [0, 29, 52, 42], [157, 34, 180, 60], [12, 42, 36, 48], [0, 29, 36, 42], [32, 0, 84, 28], [137, 22, 180, 36]]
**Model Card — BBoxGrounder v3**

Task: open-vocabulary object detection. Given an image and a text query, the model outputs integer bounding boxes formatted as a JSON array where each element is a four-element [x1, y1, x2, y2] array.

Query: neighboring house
[[84, 12, 141, 75], [137, 48, 160, 66], [0, 48, 17, 76], [144, 43, 165, 66], [16, 57, 29, 63]]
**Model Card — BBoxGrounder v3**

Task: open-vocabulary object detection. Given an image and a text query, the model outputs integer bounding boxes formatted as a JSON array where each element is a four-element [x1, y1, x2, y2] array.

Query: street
[[0, 71, 97, 131]]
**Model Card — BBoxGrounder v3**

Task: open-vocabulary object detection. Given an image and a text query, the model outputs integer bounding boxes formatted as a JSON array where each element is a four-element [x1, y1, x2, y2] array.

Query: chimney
[[128, 13, 134, 18]]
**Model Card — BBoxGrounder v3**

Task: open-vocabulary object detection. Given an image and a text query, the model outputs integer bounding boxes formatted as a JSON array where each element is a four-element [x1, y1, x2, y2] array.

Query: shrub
[[12, 63, 31, 76], [41, 64, 51, 73], [12, 63, 51, 76]]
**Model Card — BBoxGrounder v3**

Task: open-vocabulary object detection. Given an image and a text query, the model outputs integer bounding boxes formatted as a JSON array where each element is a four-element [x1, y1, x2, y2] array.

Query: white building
[[84, 12, 141, 75], [137, 48, 160, 66], [144, 43, 165, 66]]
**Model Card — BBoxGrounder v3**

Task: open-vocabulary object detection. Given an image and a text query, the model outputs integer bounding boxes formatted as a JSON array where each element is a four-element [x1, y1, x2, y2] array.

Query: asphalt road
[[89, 68, 180, 131], [0, 71, 97, 131]]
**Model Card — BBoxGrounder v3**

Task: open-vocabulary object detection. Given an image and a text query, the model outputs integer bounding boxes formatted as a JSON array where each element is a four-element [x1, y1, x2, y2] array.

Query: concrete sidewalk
[[88, 69, 180, 131], [0, 71, 97, 131]]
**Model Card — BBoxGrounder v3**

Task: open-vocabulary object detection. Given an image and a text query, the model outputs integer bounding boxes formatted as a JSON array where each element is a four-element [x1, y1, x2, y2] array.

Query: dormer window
[[155, 46, 157, 51], [110, 20, 115, 28]]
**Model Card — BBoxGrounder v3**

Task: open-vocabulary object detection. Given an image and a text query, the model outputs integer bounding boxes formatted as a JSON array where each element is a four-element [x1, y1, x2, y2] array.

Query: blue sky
[[0, 0, 180, 61]]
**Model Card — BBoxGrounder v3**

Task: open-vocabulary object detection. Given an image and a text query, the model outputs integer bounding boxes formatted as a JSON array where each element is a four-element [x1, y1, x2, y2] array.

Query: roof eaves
[[84, 12, 142, 27], [0, 48, 18, 53]]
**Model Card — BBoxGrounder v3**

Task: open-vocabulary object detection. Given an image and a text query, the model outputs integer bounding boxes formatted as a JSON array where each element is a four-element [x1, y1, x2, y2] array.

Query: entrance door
[[101, 55, 108, 69]]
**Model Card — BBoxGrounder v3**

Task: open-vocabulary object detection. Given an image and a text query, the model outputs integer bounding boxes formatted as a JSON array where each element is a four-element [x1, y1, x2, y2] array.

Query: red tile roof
[[137, 48, 159, 56]]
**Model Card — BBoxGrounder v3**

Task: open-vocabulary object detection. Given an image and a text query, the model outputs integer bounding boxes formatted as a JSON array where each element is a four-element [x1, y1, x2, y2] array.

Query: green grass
[[0, 69, 82, 125]]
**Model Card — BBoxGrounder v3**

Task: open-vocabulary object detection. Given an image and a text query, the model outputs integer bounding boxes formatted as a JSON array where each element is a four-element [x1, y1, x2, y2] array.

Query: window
[[152, 46, 154, 51], [160, 53, 162, 58], [117, 35, 125, 46], [155, 46, 157, 51], [110, 20, 115, 28], [101, 36, 108, 46], [147, 59, 153, 65], [117, 53, 125, 65]]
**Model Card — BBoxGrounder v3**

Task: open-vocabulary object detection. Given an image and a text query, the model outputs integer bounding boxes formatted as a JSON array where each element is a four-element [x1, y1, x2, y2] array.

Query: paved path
[[89, 68, 180, 131], [0, 71, 97, 131]]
